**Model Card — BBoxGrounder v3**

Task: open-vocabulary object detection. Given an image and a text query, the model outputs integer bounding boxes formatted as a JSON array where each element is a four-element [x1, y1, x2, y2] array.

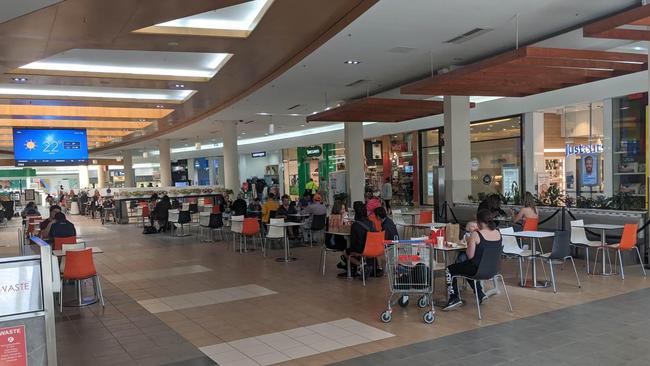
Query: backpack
[[142, 226, 157, 234]]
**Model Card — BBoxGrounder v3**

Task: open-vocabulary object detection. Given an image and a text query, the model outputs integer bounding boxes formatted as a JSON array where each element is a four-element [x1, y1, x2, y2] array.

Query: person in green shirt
[[305, 178, 318, 197]]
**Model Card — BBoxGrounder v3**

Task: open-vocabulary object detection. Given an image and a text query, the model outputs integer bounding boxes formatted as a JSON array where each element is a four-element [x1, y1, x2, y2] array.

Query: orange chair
[[26, 216, 42, 236], [418, 211, 433, 224], [204, 197, 213, 205], [239, 218, 262, 253], [522, 217, 539, 231], [369, 216, 382, 232], [54, 236, 77, 251], [360, 231, 385, 286], [60, 248, 104, 312], [140, 205, 151, 227], [606, 223, 646, 279]]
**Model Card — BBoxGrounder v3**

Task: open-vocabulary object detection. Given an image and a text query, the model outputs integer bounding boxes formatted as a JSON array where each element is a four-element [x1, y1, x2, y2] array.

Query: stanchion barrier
[[447, 203, 461, 225], [537, 208, 561, 226]]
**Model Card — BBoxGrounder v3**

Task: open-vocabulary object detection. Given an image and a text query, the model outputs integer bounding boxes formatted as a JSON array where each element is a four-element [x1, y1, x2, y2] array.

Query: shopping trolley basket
[[380, 239, 435, 324]]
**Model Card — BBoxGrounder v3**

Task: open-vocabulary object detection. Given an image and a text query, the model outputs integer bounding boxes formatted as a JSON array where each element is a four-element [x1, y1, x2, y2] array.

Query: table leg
[[523, 238, 548, 288], [346, 237, 352, 280], [599, 229, 613, 276], [275, 227, 296, 262]]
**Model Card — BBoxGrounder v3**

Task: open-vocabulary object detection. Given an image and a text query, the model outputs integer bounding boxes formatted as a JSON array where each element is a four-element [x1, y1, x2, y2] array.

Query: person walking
[[380, 177, 393, 214]]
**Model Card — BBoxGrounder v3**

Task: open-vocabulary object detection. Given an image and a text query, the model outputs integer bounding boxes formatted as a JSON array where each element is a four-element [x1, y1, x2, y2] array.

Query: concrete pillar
[[78, 165, 90, 189], [208, 158, 217, 185], [122, 151, 135, 187], [187, 158, 197, 185], [97, 166, 107, 189], [523, 112, 545, 194], [443, 96, 471, 203], [158, 139, 172, 187], [222, 121, 240, 191], [344, 122, 364, 203], [602, 99, 613, 197]]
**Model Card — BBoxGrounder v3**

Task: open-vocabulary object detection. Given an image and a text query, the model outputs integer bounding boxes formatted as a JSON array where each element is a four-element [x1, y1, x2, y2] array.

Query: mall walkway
[[2, 214, 648, 365], [332, 287, 650, 366]]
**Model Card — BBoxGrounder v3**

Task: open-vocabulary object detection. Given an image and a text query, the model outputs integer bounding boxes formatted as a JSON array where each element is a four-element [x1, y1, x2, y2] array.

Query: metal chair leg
[[635, 247, 647, 277], [548, 260, 557, 293], [585, 247, 590, 274], [568, 256, 581, 288], [320, 247, 326, 276], [95, 275, 105, 307], [517, 257, 524, 286], [361, 257, 366, 286], [593, 247, 601, 275], [77, 280, 82, 306], [618, 250, 625, 279], [59, 287, 63, 312], [498, 274, 513, 312], [474, 285, 482, 320]]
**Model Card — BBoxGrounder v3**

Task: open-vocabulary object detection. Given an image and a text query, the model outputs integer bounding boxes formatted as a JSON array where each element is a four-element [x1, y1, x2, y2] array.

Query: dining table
[[53, 246, 103, 257], [501, 230, 555, 288], [573, 223, 623, 275], [269, 222, 303, 263]]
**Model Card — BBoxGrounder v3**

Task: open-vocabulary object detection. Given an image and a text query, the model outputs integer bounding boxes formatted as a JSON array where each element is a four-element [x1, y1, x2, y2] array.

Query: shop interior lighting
[[0, 84, 193, 102]]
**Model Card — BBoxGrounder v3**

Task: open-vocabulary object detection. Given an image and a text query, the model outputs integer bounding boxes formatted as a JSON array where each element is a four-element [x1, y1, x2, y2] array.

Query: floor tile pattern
[[138, 284, 277, 313], [200, 318, 394, 366], [103, 264, 213, 283]]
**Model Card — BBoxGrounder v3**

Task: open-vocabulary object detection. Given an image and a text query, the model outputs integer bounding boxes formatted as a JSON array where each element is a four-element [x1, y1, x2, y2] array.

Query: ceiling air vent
[[387, 46, 416, 54], [345, 79, 369, 87], [444, 28, 492, 44]]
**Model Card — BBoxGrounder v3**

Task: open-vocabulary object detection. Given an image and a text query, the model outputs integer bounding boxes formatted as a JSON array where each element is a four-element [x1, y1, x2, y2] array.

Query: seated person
[[365, 192, 382, 218], [248, 198, 262, 218], [277, 195, 298, 238], [40, 205, 62, 239], [338, 201, 376, 277], [261, 193, 279, 223], [512, 191, 539, 226], [49, 212, 76, 240], [376, 207, 398, 241], [230, 194, 247, 216], [21, 201, 41, 219], [298, 192, 312, 209], [302, 194, 327, 243], [443, 209, 502, 311], [151, 195, 171, 231]]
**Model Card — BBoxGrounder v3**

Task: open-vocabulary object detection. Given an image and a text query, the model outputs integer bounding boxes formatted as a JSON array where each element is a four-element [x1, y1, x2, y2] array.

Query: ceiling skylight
[[17, 50, 232, 81], [134, 0, 274, 38], [0, 84, 195, 103]]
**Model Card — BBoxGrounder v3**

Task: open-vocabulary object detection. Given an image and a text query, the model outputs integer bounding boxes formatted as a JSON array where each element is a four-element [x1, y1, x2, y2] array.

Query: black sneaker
[[442, 298, 463, 311], [478, 291, 488, 305], [336, 262, 347, 270]]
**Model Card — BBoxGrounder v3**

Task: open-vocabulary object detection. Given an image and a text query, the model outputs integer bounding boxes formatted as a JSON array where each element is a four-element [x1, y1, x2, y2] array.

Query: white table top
[[401, 212, 421, 216], [574, 224, 624, 230], [502, 230, 555, 238], [269, 222, 303, 227], [326, 231, 350, 236], [411, 223, 447, 228], [288, 213, 310, 217], [432, 243, 467, 251], [53, 246, 103, 257]]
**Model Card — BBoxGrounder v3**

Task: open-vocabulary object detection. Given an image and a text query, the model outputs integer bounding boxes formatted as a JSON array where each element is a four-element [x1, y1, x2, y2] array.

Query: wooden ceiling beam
[[524, 47, 647, 63], [585, 28, 650, 41], [583, 5, 650, 36], [511, 57, 646, 72]]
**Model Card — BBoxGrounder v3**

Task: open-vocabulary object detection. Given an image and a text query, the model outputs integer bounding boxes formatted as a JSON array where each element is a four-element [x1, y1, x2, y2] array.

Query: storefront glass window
[[470, 116, 522, 201], [613, 94, 646, 207], [419, 129, 442, 205]]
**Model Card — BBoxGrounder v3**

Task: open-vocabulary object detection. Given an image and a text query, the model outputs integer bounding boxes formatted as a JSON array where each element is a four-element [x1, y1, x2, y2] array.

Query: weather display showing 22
[[13, 128, 89, 166]]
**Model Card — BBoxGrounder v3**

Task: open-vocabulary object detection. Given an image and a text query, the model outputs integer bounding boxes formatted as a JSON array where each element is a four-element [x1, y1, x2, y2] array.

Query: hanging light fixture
[[143, 151, 149, 158], [195, 142, 201, 150]]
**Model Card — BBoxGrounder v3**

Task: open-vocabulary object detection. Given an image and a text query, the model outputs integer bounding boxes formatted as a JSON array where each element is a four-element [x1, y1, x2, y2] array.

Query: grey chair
[[309, 214, 327, 246], [451, 245, 513, 320], [540, 231, 581, 293]]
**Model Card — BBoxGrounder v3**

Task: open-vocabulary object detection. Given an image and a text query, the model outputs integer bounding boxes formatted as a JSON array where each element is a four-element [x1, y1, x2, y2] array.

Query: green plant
[[535, 185, 564, 207], [511, 183, 521, 205]]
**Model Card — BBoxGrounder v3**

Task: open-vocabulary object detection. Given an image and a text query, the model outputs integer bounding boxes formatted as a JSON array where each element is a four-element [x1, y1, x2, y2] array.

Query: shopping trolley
[[380, 239, 436, 324]]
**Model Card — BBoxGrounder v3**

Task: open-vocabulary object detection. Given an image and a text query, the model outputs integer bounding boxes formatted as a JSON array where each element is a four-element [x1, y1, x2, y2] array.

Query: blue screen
[[13, 128, 88, 166]]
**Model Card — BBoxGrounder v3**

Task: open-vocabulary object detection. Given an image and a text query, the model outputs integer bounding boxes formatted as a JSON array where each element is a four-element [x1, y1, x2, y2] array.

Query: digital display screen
[[13, 128, 89, 166], [404, 165, 413, 173]]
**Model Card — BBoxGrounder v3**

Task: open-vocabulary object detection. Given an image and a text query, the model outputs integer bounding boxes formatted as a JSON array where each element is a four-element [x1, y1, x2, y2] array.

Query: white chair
[[60, 242, 86, 273], [168, 209, 180, 235], [570, 219, 601, 274], [392, 210, 413, 238], [230, 215, 244, 251], [265, 218, 286, 257], [501, 227, 533, 286], [51, 254, 61, 296], [197, 212, 212, 242]]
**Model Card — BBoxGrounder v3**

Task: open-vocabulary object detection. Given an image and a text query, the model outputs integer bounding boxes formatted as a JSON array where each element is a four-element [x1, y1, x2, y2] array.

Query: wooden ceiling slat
[[401, 46, 645, 97], [583, 5, 650, 37], [306, 98, 448, 123]]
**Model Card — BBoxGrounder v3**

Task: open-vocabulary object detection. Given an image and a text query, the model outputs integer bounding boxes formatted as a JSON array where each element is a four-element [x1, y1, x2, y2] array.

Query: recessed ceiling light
[[300, 124, 305, 127], [241, 132, 246, 135], [156, 105, 164, 108], [11, 77, 28, 83], [256, 112, 270, 116], [0, 85, 192, 102], [174, 84, 185, 88], [344, 60, 361, 65]]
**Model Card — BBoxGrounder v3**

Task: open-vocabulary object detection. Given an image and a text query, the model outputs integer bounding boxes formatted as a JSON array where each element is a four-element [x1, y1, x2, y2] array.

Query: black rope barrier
[[538, 208, 561, 226], [448, 204, 460, 224]]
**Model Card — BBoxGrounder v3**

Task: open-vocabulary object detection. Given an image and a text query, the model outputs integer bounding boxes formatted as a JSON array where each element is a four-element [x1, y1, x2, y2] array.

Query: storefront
[[282, 143, 341, 200], [365, 133, 418, 206]]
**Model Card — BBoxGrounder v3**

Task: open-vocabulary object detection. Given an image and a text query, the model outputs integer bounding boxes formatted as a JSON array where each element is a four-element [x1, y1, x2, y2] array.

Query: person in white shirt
[[380, 177, 393, 214]]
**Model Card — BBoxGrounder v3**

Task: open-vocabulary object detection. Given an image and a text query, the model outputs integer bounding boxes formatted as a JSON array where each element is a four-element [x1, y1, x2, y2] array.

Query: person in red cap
[[301, 193, 327, 243]]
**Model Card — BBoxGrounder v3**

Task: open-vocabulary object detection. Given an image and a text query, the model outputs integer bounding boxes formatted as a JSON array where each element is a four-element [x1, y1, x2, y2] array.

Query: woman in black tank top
[[443, 209, 502, 311]]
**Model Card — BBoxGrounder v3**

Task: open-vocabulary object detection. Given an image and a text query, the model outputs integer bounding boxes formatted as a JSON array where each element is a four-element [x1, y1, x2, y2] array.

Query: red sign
[[0, 325, 27, 366]]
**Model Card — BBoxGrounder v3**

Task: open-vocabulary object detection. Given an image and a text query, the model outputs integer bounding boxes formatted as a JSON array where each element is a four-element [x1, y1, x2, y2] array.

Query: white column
[[78, 165, 89, 189], [158, 139, 172, 187], [222, 121, 240, 191], [187, 158, 197, 185], [602, 99, 614, 197], [122, 151, 135, 187], [443, 96, 471, 203], [97, 166, 107, 189], [344, 122, 364, 203], [523, 112, 545, 194], [208, 158, 217, 185]]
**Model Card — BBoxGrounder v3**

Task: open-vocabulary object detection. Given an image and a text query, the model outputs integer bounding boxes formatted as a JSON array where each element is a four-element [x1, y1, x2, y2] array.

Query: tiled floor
[[2, 213, 650, 365], [139, 284, 277, 313], [200, 319, 393, 366]]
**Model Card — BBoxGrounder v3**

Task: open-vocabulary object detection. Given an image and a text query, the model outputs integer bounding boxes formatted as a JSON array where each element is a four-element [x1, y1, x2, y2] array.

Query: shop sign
[[305, 146, 322, 157], [0, 260, 42, 317], [471, 158, 480, 172], [0, 325, 27, 366], [565, 143, 603, 157], [251, 151, 266, 158]]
